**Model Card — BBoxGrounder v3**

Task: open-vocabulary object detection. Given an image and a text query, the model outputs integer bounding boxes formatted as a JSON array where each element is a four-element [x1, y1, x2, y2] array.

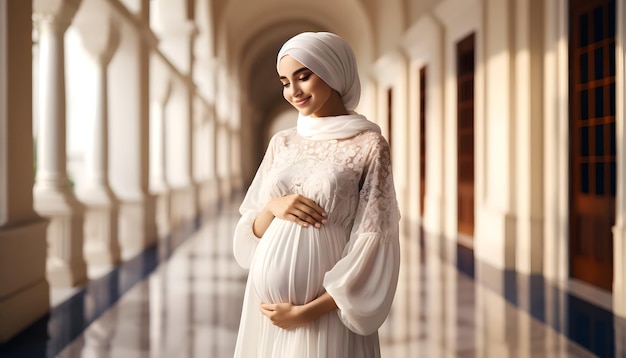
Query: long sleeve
[[322, 135, 401, 336], [232, 136, 276, 269]]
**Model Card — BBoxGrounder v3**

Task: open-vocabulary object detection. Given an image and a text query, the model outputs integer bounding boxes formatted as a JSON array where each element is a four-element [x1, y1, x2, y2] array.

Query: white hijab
[[296, 113, 380, 140], [277, 32, 381, 140]]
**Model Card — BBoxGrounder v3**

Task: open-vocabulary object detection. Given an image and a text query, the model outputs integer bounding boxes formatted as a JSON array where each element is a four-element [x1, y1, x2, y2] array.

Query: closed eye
[[278, 67, 311, 88]]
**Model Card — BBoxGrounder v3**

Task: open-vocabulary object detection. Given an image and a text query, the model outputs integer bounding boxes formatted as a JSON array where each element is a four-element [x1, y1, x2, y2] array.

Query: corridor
[[1, 198, 614, 357], [3, 0, 626, 356]]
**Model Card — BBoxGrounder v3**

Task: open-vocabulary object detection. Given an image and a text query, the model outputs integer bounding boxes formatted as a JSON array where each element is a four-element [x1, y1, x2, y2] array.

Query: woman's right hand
[[252, 194, 327, 238], [266, 194, 327, 228]]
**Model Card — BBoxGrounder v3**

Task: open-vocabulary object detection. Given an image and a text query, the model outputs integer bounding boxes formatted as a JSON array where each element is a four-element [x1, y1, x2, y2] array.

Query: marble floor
[[1, 201, 622, 357]]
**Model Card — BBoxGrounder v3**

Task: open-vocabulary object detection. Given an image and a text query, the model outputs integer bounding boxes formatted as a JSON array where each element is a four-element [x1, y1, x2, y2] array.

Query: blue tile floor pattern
[[0, 202, 623, 357]]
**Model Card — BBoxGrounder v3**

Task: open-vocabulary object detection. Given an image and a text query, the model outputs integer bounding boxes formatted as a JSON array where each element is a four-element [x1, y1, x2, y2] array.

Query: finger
[[296, 196, 326, 217], [289, 213, 311, 227], [292, 206, 326, 226], [259, 307, 269, 317], [260, 303, 275, 311], [291, 209, 320, 226]]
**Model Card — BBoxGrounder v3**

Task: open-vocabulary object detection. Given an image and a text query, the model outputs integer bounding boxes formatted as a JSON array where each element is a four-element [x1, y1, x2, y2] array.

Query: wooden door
[[457, 34, 476, 237], [569, 0, 615, 291], [419, 67, 427, 216]]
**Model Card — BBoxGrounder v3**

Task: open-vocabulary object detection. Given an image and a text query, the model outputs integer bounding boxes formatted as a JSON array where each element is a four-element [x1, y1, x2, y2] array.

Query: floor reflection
[[380, 233, 598, 358], [56, 209, 247, 358], [47, 208, 616, 357]]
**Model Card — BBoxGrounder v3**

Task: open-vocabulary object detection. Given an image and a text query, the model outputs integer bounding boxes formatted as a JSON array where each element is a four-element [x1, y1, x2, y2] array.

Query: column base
[[155, 191, 171, 241], [83, 206, 121, 267], [118, 196, 156, 260], [45, 213, 89, 288], [475, 208, 517, 270], [47, 256, 88, 288], [34, 185, 89, 287], [219, 176, 232, 203], [197, 179, 219, 224], [516, 214, 544, 275], [613, 223, 626, 318], [169, 186, 197, 249], [423, 193, 445, 241]]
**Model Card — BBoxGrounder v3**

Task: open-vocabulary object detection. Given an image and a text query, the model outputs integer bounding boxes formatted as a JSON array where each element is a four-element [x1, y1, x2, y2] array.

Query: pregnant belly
[[250, 219, 339, 305]]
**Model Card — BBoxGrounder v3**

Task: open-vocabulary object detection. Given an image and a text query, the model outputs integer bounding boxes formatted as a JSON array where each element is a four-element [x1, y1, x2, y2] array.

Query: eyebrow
[[279, 67, 310, 80]]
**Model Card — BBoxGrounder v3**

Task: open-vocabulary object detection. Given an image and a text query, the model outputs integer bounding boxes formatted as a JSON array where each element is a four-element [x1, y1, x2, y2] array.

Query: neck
[[311, 91, 349, 118]]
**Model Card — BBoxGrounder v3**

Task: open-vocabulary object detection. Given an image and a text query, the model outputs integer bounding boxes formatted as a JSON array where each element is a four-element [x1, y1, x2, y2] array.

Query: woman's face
[[278, 55, 345, 117]]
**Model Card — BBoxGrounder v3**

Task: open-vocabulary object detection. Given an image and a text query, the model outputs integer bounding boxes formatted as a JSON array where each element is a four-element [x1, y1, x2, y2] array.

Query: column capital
[[33, 0, 81, 32], [73, 0, 119, 65]]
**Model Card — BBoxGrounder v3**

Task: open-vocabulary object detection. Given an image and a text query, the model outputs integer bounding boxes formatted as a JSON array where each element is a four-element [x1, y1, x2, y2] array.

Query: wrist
[[301, 293, 337, 323], [252, 209, 274, 238]]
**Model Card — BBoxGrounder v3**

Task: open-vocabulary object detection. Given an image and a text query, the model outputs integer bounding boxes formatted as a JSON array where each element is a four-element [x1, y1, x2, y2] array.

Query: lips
[[294, 96, 311, 107]]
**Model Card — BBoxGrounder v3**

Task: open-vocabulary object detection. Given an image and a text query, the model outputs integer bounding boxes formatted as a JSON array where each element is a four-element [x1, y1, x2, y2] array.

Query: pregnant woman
[[233, 31, 400, 358]]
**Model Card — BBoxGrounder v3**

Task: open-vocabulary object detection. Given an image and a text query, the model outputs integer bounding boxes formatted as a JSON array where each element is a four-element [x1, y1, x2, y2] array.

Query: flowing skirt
[[234, 219, 381, 358]]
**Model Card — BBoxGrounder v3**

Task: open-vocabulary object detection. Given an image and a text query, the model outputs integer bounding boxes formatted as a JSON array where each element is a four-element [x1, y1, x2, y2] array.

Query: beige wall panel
[[514, 0, 545, 275], [475, 0, 516, 270], [401, 14, 445, 243], [542, 0, 570, 287], [614, 0, 626, 317]]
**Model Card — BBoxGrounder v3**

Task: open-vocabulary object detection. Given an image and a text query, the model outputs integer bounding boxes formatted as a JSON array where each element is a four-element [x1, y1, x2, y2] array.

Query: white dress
[[233, 127, 400, 358]]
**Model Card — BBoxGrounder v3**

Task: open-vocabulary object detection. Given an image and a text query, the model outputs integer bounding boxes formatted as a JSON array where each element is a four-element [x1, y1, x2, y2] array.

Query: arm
[[234, 132, 327, 267], [259, 292, 337, 330], [322, 134, 401, 335], [252, 194, 327, 238]]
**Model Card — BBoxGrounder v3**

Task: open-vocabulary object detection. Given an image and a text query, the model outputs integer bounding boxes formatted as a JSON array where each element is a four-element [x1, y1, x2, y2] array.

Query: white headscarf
[[296, 113, 380, 140], [277, 32, 381, 140]]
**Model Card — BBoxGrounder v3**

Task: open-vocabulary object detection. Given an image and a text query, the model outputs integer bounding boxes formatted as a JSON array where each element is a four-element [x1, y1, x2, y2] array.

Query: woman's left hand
[[259, 302, 310, 330]]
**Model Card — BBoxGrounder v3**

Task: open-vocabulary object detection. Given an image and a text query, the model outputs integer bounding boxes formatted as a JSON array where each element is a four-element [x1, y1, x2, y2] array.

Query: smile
[[294, 97, 311, 106]]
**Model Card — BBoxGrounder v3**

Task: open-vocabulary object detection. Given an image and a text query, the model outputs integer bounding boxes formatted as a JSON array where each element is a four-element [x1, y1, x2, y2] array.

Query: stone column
[[229, 127, 243, 193], [216, 122, 231, 203], [208, 108, 220, 208], [614, 0, 626, 318], [154, 12, 200, 235], [207, 114, 218, 206], [0, 0, 50, 342], [109, 22, 155, 260], [73, 0, 121, 268], [151, 0, 196, 75], [149, 73, 171, 197], [164, 81, 197, 246], [513, 0, 545, 277], [474, 0, 517, 270], [33, 0, 87, 287], [193, 103, 215, 222], [149, 58, 172, 249]]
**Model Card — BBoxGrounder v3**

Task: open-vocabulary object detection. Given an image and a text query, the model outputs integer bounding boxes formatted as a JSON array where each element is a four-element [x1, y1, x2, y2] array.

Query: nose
[[290, 83, 302, 98]]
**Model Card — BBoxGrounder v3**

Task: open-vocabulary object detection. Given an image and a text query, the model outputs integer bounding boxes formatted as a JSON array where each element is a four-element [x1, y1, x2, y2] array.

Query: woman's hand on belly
[[259, 292, 338, 330], [259, 302, 307, 330], [253, 194, 327, 237]]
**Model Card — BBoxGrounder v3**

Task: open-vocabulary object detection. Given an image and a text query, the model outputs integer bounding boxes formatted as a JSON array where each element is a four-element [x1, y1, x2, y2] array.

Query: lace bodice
[[256, 128, 397, 237]]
